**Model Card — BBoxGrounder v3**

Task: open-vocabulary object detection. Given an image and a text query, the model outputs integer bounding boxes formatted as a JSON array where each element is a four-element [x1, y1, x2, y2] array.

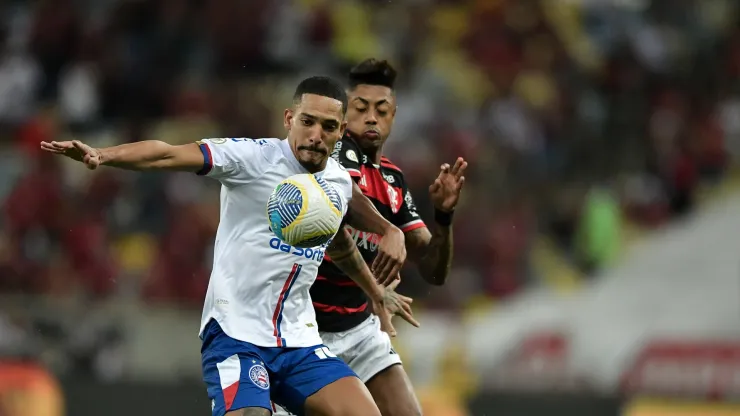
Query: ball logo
[[249, 364, 270, 389]]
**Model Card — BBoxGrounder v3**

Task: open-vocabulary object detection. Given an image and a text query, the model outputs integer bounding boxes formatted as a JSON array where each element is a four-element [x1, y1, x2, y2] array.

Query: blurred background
[[1, 0, 740, 414]]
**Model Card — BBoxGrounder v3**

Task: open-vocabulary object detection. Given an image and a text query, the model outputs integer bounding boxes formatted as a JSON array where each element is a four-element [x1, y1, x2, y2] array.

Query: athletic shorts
[[201, 319, 357, 416], [272, 315, 402, 415]]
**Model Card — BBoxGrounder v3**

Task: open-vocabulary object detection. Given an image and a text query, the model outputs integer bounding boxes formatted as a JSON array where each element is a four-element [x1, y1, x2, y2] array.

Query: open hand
[[429, 157, 467, 212], [372, 293, 397, 337], [40, 140, 102, 170], [383, 278, 420, 328]]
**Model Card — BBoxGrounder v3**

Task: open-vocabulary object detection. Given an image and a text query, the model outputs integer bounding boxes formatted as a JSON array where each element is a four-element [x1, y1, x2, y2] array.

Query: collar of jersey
[[279, 138, 326, 178]]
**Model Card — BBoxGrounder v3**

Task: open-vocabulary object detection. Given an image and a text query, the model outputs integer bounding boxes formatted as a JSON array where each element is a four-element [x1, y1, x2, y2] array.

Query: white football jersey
[[196, 137, 353, 348]]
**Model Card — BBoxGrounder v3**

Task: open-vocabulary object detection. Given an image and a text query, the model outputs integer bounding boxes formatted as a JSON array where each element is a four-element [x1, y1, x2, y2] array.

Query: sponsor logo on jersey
[[382, 173, 395, 183], [346, 149, 359, 163], [404, 191, 420, 217], [344, 225, 380, 252], [330, 140, 342, 160], [249, 364, 270, 389], [268, 238, 327, 262]]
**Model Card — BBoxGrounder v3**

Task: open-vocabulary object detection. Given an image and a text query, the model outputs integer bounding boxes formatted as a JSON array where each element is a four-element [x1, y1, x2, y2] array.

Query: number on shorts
[[313, 346, 337, 359]]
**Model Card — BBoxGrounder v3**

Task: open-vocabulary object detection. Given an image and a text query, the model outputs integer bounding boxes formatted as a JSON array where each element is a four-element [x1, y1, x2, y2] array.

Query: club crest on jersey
[[346, 149, 359, 163], [249, 364, 269, 389], [387, 185, 401, 213]]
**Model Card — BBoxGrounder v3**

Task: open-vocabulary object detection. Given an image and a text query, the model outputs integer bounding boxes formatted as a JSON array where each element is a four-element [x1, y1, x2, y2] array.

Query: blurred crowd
[[1, 0, 739, 327]]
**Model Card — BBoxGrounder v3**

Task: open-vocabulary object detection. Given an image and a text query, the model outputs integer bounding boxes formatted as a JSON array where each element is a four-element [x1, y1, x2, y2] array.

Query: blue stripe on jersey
[[196, 142, 213, 176], [274, 264, 302, 347]]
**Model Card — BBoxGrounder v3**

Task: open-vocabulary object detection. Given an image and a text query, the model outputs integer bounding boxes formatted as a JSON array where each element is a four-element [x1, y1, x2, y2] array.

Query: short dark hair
[[293, 76, 348, 115], [348, 59, 397, 90]]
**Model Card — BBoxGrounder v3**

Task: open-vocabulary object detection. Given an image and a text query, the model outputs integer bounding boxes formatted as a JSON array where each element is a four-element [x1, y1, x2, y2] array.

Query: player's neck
[[362, 147, 383, 166], [347, 130, 383, 165], [370, 152, 382, 166]]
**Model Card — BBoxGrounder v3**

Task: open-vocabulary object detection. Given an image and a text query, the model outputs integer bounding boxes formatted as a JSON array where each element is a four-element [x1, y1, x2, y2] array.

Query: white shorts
[[272, 315, 402, 415]]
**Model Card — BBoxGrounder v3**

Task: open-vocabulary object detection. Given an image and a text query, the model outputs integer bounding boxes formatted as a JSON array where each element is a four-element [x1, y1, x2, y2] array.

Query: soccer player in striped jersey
[[275, 60, 467, 416]]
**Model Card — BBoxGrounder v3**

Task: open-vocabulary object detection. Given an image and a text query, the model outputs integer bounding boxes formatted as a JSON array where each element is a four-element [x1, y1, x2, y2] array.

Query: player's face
[[346, 84, 396, 151], [284, 93, 347, 173]]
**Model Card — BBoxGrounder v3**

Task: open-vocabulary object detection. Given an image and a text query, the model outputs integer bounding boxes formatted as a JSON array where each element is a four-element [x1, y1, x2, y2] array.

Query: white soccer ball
[[267, 173, 343, 248]]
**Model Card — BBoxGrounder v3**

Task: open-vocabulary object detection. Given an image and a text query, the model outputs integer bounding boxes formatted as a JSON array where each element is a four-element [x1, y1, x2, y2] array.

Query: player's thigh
[[201, 322, 274, 416], [324, 316, 403, 385], [305, 375, 380, 416], [326, 316, 420, 416], [272, 345, 377, 416], [365, 364, 422, 416]]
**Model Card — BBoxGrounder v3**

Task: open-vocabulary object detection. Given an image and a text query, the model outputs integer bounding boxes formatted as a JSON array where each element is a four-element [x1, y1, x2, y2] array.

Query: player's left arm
[[326, 227, 397, 336], [404, 157, 467, 286]]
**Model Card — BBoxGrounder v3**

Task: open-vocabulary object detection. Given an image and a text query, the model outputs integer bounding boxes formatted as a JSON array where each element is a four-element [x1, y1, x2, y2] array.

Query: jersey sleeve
[[195, 138, 272, 185], [330, 138, 362, 181], [393, 181, 426, 233], [334, 168, 354, 217]]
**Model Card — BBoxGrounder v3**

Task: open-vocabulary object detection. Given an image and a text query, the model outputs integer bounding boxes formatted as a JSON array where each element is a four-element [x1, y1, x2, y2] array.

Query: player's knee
[[315, 400, 381, 416], [308, 394, 381, 416], [376, 398, 422, 416]]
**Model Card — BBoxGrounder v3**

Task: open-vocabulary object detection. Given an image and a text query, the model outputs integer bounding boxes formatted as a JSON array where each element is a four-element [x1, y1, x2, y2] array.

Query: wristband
[[434, 209, 454, 226]]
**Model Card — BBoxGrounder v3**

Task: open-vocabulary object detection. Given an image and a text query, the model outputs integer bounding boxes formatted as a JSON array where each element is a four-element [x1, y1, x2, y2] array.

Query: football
[[267, 173, 343, 248]]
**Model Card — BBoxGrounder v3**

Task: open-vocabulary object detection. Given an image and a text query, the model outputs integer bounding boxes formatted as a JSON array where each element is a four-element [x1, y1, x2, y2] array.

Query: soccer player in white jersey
[[41, 76, 404, 416]]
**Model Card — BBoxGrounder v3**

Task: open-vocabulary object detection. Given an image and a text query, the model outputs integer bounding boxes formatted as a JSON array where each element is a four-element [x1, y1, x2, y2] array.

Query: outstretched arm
[[326, 227, 397, 336], [406, 225, 453, 286], [406, 157, 467, 286], [41, 140, 203, 171], [345, 181, 406, 286]]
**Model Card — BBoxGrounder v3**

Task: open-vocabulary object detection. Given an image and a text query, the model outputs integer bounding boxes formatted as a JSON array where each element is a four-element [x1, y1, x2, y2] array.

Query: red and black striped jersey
[[311, 134, 427, 332]]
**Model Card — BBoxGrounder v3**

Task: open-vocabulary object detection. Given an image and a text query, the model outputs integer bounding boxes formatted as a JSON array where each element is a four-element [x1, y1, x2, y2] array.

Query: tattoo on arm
[[406, 225, 453, 286]]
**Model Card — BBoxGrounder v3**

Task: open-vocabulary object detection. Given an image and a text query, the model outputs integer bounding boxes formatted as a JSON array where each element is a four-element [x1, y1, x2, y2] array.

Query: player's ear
[[392, 105, 398, 117], [339, 120, 347, 137], [284, 108, 294, 131]]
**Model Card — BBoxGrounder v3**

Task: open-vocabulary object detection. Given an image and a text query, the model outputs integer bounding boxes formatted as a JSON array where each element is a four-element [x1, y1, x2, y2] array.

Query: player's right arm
[[41, 140, 203, 171], [41, 138, 268, 184]]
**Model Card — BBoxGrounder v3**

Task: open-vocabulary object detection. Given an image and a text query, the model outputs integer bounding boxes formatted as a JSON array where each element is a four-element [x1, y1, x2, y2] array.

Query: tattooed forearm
[[406, 225, 453, 286], [327, 228, 383, 301]]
